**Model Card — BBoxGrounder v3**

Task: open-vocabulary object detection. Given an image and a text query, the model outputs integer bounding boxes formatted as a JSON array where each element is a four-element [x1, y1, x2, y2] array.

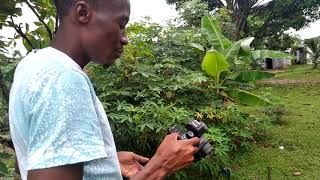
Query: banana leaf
[[238, 37, 254, 57], [201, 15, 232, 51], [202, 50, 230, 85], [234, 71, 275, 82], [227, 89, 271, 106]]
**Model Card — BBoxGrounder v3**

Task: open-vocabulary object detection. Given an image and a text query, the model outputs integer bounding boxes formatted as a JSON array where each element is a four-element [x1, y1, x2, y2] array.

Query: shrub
[[89, 21, 270, 179]]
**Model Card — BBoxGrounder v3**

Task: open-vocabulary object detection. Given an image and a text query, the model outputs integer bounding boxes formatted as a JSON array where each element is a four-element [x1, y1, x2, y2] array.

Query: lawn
[[232, 65, 320, 179], [274, 65, 320, 81]]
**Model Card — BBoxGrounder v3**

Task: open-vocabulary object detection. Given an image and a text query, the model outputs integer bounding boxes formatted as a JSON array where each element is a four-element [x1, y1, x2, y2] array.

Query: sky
[[0, 0, 319, 54]]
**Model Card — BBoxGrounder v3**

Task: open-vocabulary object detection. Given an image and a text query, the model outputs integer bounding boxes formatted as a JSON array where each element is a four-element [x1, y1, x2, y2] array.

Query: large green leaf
[[224, 37, 253, 64], [239, 37, 254, 57], [0, 161, 8, 175], [227, 89, 271, 106], [252, 50, 295, 60], [189, 43, 205, 52], [234, 71, 275, 82], [202, 50, 230, 85], [201, 15, 232, 51]]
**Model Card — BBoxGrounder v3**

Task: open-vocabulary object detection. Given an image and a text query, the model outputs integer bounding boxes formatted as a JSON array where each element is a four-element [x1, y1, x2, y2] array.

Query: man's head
[[53, 0, 130, 66]]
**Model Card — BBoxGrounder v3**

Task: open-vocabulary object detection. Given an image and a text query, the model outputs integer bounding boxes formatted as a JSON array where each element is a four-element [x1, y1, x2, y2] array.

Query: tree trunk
[[0, 68, 9, 104]]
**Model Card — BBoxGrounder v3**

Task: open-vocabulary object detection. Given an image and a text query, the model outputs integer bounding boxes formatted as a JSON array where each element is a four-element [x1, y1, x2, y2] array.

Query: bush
[[88, 21, 270, 179], [263, 92, 288, 125]]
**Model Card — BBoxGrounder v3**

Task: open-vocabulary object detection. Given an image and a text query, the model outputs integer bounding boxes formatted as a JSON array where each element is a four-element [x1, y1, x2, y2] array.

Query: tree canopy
[[167, 0, 320, 49]]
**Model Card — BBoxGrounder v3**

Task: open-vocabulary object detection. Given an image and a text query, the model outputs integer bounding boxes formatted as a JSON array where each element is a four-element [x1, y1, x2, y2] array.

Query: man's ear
[[73, 1, 92, 24]]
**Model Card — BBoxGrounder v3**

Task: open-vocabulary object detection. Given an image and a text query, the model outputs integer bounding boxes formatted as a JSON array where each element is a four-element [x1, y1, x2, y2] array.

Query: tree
[[167, 0, 320, 48], [0, 0, 56, 52], [304, 36, 320, 68], [0, 0, 56, 134]]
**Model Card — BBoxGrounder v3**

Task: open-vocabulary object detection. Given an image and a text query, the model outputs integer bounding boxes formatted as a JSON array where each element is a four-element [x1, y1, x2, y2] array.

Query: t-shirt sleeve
[[26, 69, 107, 170]]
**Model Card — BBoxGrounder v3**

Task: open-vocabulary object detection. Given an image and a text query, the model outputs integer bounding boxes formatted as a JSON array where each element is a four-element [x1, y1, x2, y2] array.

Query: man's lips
[[114, 49, 124, 58], [116, 49, 124, 54]]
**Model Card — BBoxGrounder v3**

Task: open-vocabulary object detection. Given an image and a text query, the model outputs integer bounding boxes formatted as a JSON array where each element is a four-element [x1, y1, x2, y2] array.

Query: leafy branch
[[9, 16, 35, 50], [24, 0, 53, 40]]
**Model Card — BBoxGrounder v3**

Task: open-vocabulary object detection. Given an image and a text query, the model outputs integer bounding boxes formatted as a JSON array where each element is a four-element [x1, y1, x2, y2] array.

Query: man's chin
[[93, 57, 117, 67], [102, 64, 111, 68]]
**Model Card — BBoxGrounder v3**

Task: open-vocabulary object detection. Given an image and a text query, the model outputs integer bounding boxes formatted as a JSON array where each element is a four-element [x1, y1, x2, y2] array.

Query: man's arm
[[28, 163, 84, 180]]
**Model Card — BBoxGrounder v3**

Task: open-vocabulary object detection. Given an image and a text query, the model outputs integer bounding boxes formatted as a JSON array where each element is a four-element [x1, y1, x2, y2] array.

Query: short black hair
[[53, 0, 96, 21]]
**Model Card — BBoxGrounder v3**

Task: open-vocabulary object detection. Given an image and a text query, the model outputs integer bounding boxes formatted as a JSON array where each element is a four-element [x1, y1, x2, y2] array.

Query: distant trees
[[304, 37, 320, 68], [167, 0, 320, 49]]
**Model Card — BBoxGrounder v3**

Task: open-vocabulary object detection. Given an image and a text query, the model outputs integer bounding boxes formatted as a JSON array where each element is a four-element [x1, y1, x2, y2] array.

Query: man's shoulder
[[18, 47, 69, 72], [13, 47, 91, 95], [15, 47, 85, 81]]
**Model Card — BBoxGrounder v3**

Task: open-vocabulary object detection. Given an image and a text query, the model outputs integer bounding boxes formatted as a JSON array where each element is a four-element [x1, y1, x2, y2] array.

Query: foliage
[[176, 0, 208, 27], [263, 94, 287, 125], [232, 68, 320, 178], [258, 33, 303, 51], [0, 0, 56, 52], [0, 152, 13, 177], [167, 0, 320, 50], [87, 20, 270, 179], [304, 36, 320, 68], [0, 2, 274, 179], [214, 8, 238, 41], [199, 14, 290, 106]]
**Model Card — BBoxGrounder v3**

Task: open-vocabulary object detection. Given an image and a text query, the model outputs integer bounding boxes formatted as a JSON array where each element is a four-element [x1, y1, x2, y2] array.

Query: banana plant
[[198, 14, 294, 106], [201, 48, 272, 106]]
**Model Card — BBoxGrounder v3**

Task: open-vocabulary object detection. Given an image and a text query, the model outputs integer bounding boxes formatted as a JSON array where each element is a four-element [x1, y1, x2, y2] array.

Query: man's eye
[[119, 22, 127, 30], [120, 25, 125, 30]]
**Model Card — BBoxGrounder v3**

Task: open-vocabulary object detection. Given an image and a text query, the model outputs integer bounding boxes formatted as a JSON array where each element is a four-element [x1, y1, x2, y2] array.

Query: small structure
[[261, 58, 292, 70], [291, 46, 307, 64]]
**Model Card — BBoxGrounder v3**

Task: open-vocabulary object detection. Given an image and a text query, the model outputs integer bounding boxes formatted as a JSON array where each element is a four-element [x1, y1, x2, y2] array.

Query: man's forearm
[[130, 155, 167, 180]]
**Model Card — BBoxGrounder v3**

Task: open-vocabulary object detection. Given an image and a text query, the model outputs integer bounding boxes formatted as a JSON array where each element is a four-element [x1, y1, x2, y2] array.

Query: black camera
[[169, 119, 213, 160]]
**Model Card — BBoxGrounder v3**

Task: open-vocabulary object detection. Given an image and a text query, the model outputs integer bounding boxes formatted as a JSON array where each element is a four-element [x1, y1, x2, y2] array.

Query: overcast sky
[[1, 0, 319, 55]]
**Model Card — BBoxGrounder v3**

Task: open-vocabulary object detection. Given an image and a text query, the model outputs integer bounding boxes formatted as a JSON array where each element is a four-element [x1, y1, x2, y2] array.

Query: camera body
[[169, 119, 213, 160]]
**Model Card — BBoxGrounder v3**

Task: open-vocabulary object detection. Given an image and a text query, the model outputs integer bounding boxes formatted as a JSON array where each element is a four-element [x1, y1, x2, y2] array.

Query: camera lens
[[200, 138, 213, 155]]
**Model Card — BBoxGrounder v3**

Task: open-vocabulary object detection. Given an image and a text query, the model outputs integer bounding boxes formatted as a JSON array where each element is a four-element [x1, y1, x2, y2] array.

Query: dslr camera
[[169, 119, 213, 160]]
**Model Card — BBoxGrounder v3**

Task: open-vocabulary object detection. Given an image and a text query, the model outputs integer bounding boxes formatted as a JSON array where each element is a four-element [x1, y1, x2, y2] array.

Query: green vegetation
[[273, 65, 320, 81], [304, 37, 320, 68], [0, 0, 320, 179], [232, 65, 320, 179], [167, 0, 320, 50], [88, 20, 272, 179]]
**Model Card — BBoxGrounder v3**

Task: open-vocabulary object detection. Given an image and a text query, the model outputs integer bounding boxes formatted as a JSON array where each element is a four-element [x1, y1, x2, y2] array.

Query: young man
[[9, 0, 200, 179]]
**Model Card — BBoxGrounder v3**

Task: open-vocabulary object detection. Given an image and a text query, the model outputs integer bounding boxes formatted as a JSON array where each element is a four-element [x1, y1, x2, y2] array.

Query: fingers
[[167, 133, 179, 140], [189, 137, 201, 145], [182, 137, 200, 146], [132, 153, 150, 163]]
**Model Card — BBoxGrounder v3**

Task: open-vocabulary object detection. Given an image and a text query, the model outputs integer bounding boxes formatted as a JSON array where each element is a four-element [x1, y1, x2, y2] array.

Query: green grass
[[231, 65, 320, 180], [274, 64, 320, 81]]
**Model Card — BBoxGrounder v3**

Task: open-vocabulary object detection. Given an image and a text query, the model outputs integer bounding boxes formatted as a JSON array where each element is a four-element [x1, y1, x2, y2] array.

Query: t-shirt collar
[[46, 46, 83, 71]]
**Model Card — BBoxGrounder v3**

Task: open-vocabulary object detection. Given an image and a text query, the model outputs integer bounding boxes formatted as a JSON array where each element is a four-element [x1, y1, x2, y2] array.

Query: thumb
[[132, 153, 150, 163]]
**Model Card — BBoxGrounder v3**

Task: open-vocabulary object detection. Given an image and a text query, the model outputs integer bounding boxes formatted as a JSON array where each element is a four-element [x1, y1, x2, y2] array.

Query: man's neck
[[50, 27, 89, 69]]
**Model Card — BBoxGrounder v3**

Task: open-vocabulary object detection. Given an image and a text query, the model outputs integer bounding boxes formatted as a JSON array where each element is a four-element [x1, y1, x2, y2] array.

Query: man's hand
[[153, 133, 200, 174], [117, 151, 149, 178], [130, 133, 200, 180]]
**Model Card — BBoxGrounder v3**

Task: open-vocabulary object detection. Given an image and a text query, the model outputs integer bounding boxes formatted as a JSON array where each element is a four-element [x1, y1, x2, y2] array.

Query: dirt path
[[259, 79, 320, 85]]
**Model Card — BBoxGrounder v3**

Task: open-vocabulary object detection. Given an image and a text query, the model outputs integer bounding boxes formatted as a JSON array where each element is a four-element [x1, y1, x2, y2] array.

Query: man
[[9, 0, 200, 179]]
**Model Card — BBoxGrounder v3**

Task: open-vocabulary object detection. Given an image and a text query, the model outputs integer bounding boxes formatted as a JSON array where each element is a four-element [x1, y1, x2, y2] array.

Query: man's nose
[[121, 36, 129, 45]]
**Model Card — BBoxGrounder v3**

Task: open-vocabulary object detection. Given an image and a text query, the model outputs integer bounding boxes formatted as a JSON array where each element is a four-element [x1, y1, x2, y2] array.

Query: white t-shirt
[[9, 47, 122, 179]]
